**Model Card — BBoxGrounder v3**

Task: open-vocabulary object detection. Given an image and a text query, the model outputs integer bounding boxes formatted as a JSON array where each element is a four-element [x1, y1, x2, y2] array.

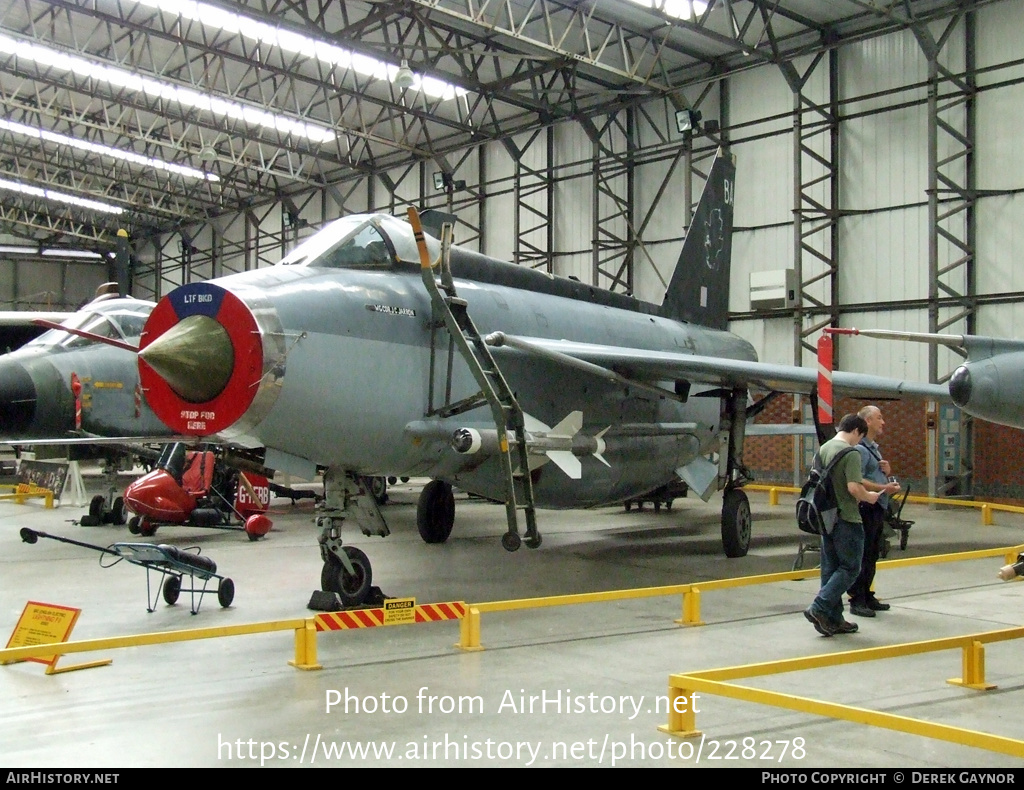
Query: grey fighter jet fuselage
[[134, 152, 947, 606]]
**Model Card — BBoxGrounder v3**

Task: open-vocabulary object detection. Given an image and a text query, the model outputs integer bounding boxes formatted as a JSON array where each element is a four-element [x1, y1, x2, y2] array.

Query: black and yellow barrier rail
[[660, 626, 1024, 758]]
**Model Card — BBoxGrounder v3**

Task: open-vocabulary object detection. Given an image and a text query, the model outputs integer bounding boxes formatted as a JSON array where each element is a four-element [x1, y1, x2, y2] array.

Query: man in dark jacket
[[847, 405, 901, 617]]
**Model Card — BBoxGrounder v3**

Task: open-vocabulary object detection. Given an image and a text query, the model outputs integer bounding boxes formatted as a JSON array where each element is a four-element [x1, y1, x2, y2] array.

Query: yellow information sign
[[383, 597, 416, 625], [4, 601, 110, 674]]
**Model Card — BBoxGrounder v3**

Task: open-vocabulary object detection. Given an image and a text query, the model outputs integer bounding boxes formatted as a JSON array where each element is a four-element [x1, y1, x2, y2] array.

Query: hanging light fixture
[[394, 60, 416, 90]]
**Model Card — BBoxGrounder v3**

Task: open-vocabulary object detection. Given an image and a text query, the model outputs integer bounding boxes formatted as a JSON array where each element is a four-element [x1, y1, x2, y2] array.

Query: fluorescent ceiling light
[[41, 248, 103, 258], [0, 33, 335, 143], [134, 0, 466, 101], [0, 177, 124, 214], [626, 0, 708, 20], [0, 118, 219, 182]]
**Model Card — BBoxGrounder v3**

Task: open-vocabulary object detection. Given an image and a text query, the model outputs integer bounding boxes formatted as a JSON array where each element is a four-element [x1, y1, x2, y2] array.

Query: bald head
[[858, 405, 885, 440]]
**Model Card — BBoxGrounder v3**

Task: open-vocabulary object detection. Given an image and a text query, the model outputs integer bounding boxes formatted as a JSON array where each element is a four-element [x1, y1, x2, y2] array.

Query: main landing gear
[[721, 486, 751, 558], [718, 387, 753, 558], [416, 480, 455, 543]]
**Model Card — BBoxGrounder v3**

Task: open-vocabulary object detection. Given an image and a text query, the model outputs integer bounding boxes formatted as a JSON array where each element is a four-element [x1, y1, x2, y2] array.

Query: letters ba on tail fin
[[659, 150, 736, 331]]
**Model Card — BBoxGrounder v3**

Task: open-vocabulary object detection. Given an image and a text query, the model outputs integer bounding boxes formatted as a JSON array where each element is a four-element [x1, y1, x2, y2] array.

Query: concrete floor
[[2, 475, 1024, 768]]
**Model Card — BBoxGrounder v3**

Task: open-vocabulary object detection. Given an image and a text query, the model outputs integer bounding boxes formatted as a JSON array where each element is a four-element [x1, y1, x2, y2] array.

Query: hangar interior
[[2, 0, 1023, 496]]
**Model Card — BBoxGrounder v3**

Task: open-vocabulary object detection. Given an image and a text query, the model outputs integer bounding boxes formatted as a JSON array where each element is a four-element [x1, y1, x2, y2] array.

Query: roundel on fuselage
[[139, 282, 263, 436]]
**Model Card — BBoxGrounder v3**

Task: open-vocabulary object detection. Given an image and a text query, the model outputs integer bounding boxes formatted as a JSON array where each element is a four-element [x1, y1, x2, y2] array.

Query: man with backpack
[[804, 413, 881, 637]]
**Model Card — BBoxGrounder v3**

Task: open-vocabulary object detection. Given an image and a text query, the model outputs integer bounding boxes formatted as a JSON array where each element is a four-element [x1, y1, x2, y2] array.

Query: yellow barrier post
[[982, 504, 993, 525], [457, 607, 483, 651], [768, 488, 779, 506], [289, 619, 321, 671], [949, 640, 995, 690], [658, 680, 701, 738], [675, 587, 704, 626]]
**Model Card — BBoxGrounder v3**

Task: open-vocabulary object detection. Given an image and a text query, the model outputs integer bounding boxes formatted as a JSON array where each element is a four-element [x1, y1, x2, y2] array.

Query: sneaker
[[849, 603, 876, 618], [867, 598, 890, 611], [804, 607, 836, 637], [833, 619, 859, 634]]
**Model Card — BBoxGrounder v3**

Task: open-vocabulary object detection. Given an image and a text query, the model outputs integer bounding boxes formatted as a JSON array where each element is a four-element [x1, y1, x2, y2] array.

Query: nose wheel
[[320, 545, 372, 608]]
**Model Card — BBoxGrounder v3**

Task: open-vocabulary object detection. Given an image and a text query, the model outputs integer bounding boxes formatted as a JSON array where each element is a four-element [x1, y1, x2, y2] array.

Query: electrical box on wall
[[749, 269, 797, 310]]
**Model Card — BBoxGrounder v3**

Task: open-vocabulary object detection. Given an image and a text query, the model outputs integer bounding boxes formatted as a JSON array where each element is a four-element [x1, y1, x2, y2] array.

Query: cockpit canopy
[[27, 298, 154, 350], [277, 214, 440, 270]]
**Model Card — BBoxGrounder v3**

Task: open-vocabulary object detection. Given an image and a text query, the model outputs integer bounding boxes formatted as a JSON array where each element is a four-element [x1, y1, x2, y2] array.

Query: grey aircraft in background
[[113, 150, 947, 607]]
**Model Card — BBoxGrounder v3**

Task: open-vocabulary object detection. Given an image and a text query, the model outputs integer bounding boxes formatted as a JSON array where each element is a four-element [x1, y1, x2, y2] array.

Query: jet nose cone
[[949, 364, 972, 407], [139, 314, 234, 403], [0, 360, 37, 435]]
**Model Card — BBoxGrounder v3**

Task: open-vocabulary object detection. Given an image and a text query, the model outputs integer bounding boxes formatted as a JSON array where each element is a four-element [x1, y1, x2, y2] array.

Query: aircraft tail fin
[[658, 150, 736, 330]]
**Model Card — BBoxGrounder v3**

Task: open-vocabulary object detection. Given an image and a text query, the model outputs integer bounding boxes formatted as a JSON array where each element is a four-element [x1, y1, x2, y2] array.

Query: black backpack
[[795, 446, 858, 535]]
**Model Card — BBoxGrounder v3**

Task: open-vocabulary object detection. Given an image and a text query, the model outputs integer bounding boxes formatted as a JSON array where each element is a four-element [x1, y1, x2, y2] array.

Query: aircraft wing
[[486, 334, 950, 401], [0, 311, 72, 325]]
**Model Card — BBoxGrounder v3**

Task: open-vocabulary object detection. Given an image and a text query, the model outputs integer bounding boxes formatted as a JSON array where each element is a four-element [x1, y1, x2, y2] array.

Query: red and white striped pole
[[818, 327, 862, 424], [816, 334, 833, 425]]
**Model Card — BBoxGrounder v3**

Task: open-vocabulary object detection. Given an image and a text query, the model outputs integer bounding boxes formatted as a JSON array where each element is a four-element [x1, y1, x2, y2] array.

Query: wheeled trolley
[[20, 528, 234, 614]]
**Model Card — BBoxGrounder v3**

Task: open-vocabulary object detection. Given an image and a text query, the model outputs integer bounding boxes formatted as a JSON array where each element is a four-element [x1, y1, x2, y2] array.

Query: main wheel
[[128, 516, 141, 535], [320, 546, 372, 608], [88, 495, 105, 520], [721, 488, 751, 558], [162, 575, 181, 605], [369, 476, 388, 505], [109, 496, 127, 525], [416, 480, 455, 544], [217, 578, 235, 608], [138, 518, 157, 537]]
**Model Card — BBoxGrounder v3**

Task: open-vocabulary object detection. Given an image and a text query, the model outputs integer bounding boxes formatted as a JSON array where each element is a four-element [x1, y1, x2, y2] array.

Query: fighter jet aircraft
[[128, 150, 946, 607], [0, 295, 168, 443]]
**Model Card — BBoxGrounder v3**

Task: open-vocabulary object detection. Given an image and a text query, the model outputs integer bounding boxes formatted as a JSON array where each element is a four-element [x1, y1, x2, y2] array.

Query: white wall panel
[[839, 206, 929, 302], [977, 303, 1024, 340], [552, 122, 594, 278], [976, 194, 1024, 296]]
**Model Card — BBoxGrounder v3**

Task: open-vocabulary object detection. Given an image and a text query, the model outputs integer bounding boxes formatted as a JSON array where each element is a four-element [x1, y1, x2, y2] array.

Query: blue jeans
[[812, 518, 864, 624]]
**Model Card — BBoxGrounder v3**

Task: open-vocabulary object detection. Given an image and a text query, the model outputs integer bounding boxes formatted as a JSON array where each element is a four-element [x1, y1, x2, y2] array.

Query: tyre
[[111, 497, 127, 525], [138, 518, 157, 537], [369, 476, 388, 505], [88, 495, 105, 521], [416, 480, 454, 544], [721, 488, 751, 558], [162, 575, 181, 605], [217, 578, 235, 608], [320, 546, 372, 608], [128, 516, 141, 535]]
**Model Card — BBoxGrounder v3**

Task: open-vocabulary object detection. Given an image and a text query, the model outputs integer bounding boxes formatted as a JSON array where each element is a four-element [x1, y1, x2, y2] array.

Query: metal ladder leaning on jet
[[409, 209, 539, 552]]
